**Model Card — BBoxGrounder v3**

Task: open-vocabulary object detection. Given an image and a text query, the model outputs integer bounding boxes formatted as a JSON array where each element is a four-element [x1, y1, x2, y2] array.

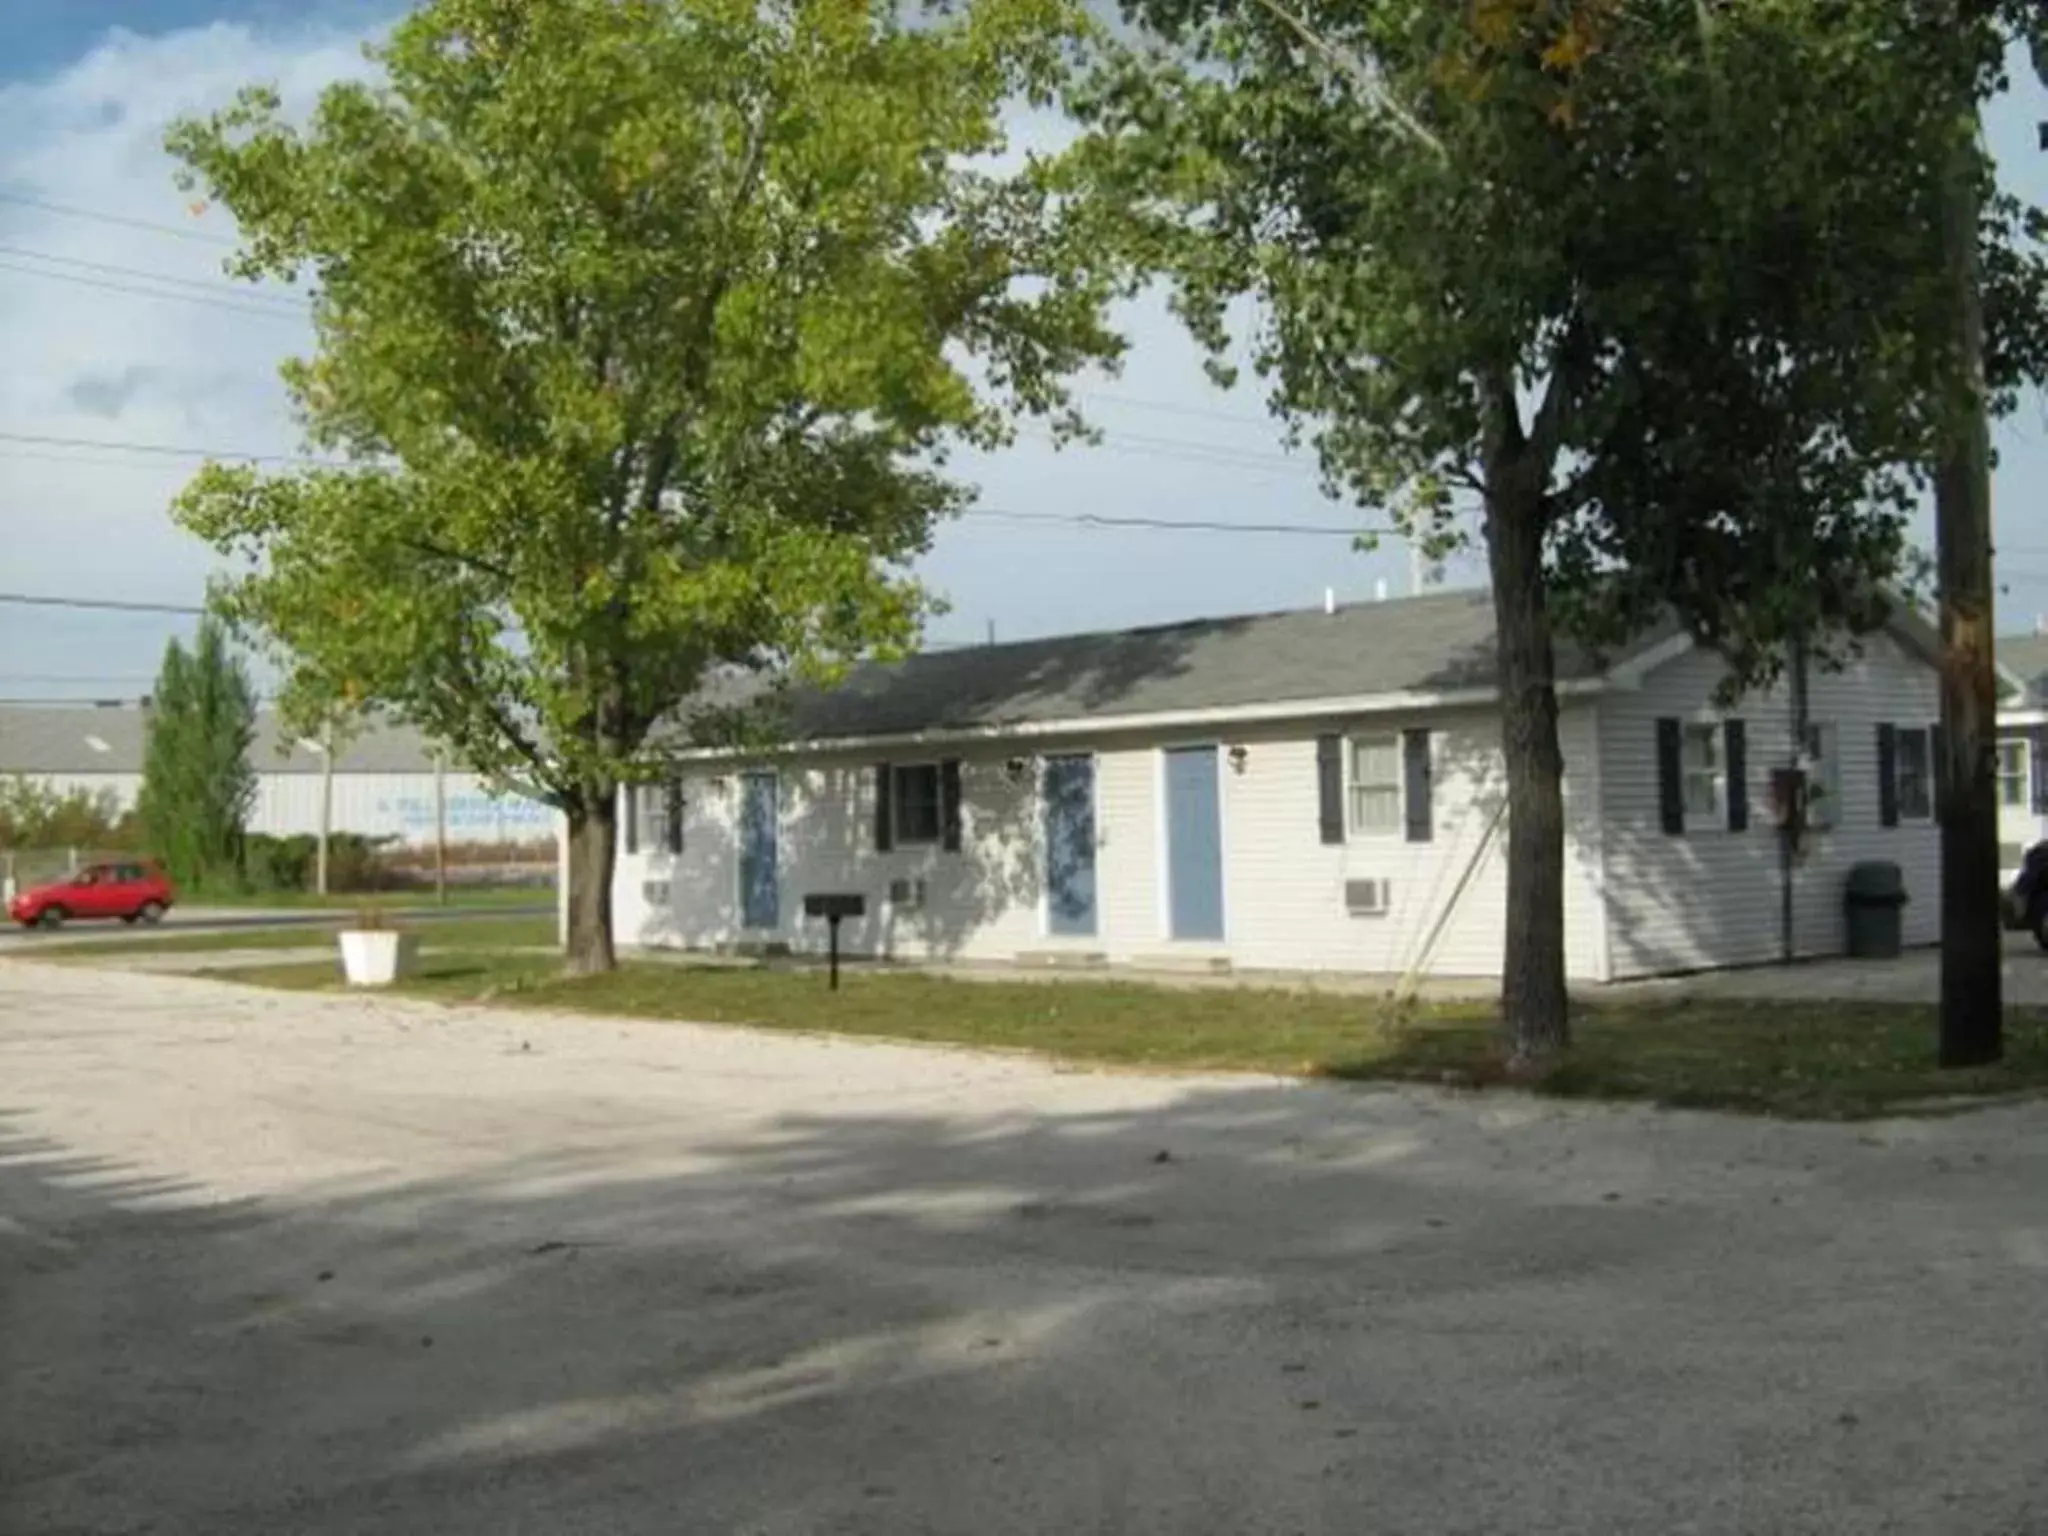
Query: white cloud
[[0, 20, 380, 692], [0, 15, 1445, 698]]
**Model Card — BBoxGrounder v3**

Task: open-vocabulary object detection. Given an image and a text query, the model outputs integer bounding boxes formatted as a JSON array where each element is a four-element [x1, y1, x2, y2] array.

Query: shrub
[[239, 830, 405, 893], [0, 777, 140, 850], [243, 833, 318, 892]]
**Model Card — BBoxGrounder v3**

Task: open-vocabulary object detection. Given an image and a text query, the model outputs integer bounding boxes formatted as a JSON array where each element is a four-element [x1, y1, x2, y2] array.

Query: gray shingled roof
[[678, 587, 1960, 748], [0, 707, 445, 775], [2000, 634, 2048, 702], [722, 590, 1645, 744]]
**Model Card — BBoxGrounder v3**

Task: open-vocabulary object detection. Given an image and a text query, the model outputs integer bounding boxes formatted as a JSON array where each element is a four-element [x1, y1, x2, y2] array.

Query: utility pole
[[434, 750, 449, 907], [1933, 0, 2001, 1067], [315, 726, 335, 898], [1782, 628, 1809, 966]]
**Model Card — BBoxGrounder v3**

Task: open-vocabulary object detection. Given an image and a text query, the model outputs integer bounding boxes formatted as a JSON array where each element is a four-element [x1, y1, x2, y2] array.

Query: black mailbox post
[[802, 893, 867, 990]]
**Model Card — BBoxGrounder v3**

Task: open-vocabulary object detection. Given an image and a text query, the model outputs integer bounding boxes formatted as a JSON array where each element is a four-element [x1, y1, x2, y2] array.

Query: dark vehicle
[[2001, 842, 2048, 949]]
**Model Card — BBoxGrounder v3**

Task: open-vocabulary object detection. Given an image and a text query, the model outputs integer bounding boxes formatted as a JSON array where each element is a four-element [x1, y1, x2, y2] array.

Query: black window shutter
[[1402, 729, 1433, 843], [874, 762, 894, 851], [1877, 724, 1899, 827], [1725, 719, 1748, 832], [1930, 721, 1947, 820], [1656, 718, 1685, 835], [623, 782, 640, 855], [1315, 734, 1343, 844], [2032, 732, 2048, 814], [940, 758, 964, 852], [664, 780, 684, 855]]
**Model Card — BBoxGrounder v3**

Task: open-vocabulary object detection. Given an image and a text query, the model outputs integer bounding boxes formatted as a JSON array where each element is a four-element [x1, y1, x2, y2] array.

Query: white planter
[[338, 930, 419, 987]]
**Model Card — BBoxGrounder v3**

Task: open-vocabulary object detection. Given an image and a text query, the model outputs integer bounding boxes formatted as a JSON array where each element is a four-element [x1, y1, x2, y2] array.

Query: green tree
[[0, 779, 136, 851], [167, 0, 1125, 973], [1076, 0, 2044, 1071], [138, 618, 259, 889]]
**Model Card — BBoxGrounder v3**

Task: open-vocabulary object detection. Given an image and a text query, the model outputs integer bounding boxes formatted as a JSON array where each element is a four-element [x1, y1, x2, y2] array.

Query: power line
[[0, 188, 238, 247], [0, 243, 305, 311], [0, 591, 205, 616], [0, 258, 306, 322], [0, 433, 1384, 530], [1076, 389, 1274, 429], [0, 673, 160, 683], [0, 430, 334, 467], [1013, 422, 1315, 477], [972, 506, 1396, 537]]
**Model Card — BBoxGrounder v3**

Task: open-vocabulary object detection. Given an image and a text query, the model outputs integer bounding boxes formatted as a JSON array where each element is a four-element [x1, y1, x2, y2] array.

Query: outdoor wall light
[[1004, 756, 1032, 783], [1228, 744, 1250, 773]]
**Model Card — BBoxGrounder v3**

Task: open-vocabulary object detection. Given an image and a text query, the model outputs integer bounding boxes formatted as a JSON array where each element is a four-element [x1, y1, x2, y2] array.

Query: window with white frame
[[1682, 722, 1724, 822], [892, 763, 943, 845], [1348, 735, 1401, 834], [638, 780, 684, 854], [1801, 722, 1840, 830], [1895, 727, 1933, 820], [1999, 737, 2031, 809]]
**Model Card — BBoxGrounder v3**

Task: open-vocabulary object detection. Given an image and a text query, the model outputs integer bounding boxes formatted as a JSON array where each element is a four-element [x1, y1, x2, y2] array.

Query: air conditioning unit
[[888, 877, 928, 911], [1344, 878, 1391, 917]]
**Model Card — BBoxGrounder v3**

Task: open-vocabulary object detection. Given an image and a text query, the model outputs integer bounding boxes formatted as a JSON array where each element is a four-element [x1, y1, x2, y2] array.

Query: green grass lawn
[[184, 884, 552, 912], [189, 947, 2048, 1120], [38, 915, 556, 959]]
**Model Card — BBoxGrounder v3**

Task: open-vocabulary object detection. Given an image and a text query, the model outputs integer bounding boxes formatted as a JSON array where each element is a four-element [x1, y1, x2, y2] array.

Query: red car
[[9, 861, 175, 930]]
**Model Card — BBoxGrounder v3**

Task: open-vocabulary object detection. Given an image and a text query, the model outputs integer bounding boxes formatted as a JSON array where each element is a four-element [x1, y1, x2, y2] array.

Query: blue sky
[[0, 4, 2042, 701], [0, 0, 398, 74]]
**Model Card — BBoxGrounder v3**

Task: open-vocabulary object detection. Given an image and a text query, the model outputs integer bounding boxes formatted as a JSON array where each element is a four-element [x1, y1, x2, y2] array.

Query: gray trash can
[[1844, 861, 1907, 958]]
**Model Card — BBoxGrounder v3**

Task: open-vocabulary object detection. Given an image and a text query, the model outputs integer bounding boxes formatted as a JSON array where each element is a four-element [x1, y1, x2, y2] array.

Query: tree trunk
[[564, 789, 620, 977], [1934, 94, 2002, 1068], [1484, 472, 1571, 1076]]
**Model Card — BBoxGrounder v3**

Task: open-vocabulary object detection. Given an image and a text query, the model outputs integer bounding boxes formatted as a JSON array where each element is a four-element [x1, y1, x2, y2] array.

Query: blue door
[[1164, 746, 1225, 941], [1043, 755, 1097, 936], [739, 772, 779, 930]]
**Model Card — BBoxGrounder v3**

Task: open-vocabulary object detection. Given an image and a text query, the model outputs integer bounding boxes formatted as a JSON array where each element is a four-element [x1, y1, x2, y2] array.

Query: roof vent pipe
[[1374, 577, 1389, 603], [1323, 587, 1335, 615]]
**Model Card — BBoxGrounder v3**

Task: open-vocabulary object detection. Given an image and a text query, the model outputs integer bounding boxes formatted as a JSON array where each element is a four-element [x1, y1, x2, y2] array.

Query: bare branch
[[1246, 0, 1447, 160], [399, 535, 515, 584]]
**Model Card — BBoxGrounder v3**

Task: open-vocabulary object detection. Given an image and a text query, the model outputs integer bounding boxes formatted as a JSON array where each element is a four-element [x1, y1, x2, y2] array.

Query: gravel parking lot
[[4, 960, 2047, 1535]]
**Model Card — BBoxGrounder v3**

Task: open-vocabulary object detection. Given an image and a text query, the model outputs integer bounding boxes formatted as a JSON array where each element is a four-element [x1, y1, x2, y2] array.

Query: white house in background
[[611, 589, 1950, 982], [1995, 631, 2048, 865], [0, 705, 552, 848]]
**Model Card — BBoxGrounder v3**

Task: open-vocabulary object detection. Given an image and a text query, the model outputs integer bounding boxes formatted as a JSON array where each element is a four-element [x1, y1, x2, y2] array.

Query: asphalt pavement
[[0, 900, 552, 950]]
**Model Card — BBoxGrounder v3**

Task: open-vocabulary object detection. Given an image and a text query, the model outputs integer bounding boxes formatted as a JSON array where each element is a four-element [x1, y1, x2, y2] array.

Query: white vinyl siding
[[611, 708, 1610, 982], [1595, 632, 1941, 979]]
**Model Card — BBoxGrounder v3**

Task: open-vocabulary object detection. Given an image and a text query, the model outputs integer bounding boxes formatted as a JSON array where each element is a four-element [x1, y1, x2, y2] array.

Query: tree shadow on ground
[[0, 1075, 1814, 1536], [9, 1054, 2048, 1536]]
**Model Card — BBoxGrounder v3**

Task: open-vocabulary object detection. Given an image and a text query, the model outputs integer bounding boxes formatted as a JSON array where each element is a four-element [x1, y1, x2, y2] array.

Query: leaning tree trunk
[[1484, 470, 1570, 1077], [563, 787, 620, 977]]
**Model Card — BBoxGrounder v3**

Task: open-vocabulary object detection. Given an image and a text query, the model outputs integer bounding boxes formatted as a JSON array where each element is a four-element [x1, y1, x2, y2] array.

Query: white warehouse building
[[0, 704, 551, 847]]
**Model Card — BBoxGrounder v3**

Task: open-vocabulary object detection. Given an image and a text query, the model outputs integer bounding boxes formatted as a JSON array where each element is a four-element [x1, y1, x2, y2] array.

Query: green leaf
[[165, 0, 1126, 965]]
